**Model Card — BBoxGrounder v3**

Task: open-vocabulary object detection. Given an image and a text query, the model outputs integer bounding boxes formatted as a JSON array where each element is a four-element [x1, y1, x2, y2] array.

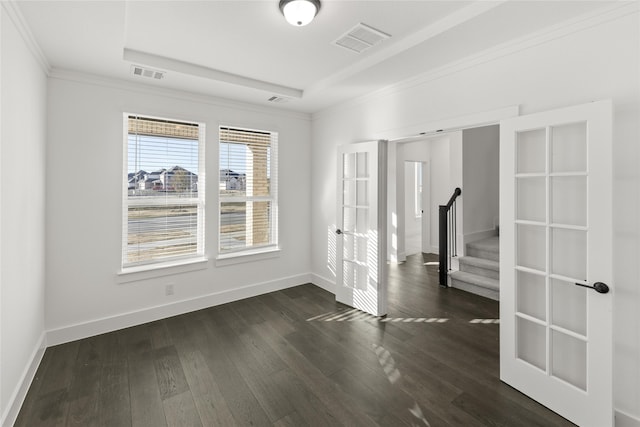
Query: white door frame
[[381, 106, 519, 263], [370, 103, 614, 425]]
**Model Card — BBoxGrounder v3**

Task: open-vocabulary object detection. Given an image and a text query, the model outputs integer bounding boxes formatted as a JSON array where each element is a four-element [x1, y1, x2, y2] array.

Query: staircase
[[450, 236, 499, 300]]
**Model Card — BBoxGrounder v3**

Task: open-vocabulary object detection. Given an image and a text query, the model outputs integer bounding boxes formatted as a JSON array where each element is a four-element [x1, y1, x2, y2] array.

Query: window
[[123, 115, 205, 268], [219, 126, 278, 255]]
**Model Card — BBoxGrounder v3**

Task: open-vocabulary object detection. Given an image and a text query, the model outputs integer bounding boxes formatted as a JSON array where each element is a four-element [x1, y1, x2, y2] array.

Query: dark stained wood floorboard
[[15, 253, 575, 426]]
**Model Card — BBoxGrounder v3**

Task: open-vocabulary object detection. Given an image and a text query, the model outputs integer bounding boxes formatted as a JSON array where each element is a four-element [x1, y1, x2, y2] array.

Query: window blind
[[219, 126, 278, 254], [123, 115, 205, 267]]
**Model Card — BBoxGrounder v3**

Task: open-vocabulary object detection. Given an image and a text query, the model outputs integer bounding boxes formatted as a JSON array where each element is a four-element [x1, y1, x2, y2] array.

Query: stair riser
[[466, 247, 499, 262], [451, 279, 500, 301], [460, 263, 499, 280]]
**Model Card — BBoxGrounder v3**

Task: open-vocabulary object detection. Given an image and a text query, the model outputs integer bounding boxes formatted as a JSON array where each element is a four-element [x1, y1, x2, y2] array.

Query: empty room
[[1, 1, 639, 426]]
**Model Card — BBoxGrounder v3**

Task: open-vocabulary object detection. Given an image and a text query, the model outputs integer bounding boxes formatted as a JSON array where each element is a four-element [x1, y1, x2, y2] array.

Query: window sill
[[215, 247, 281, 267], [117, 257, 209, 284]]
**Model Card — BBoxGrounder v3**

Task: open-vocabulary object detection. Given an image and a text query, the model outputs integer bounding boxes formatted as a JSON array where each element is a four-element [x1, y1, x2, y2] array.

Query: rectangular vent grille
[[268, 96, 289, 103], [333, 23, 390, 54], [131, 65, 165, 80]]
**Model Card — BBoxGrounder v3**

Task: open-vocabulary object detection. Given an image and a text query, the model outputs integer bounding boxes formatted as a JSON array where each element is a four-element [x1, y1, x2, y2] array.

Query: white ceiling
[[16, 0, 614, 113]]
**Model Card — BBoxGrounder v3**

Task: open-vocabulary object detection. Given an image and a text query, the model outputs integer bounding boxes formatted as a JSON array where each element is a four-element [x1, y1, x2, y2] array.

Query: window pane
[[124, 115, 203, 267], [126, 204, 198, 264], [220, 201, 274, 253], [219, 142, 248, 198], [219, 126, 277, 254]]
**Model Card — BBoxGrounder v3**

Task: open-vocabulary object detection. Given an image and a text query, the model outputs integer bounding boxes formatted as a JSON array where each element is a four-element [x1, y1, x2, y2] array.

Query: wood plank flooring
[[14, 253, 575, 426]]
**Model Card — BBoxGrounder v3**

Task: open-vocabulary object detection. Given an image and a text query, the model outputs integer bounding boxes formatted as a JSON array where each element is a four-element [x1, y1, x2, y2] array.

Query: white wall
[[462, 125, 499, 242], [311, 9, 639, 420], [428, 136, 451, 253], [45, 74, 312, 342], [0, 6, 48, 425]]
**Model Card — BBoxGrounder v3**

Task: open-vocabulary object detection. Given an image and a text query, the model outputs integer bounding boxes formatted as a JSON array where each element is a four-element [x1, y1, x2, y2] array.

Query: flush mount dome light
[[279, 0, 321, 26]]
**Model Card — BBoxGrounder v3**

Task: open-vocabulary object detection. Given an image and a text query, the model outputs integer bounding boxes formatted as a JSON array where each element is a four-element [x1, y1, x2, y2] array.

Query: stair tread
[[450, 271, 499, 291], [466, 236, 499, 254], [458, 256, 499, 271]]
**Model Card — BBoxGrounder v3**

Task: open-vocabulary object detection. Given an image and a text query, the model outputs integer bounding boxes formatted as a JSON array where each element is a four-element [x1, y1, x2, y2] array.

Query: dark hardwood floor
[[15, 253, 574, 426]]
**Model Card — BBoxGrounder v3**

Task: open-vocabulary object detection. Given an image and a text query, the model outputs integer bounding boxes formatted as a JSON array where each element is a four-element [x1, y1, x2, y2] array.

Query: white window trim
[[121, 113, 206, 274], [117, 257, 209, 284], [215, 247, 281, 267]]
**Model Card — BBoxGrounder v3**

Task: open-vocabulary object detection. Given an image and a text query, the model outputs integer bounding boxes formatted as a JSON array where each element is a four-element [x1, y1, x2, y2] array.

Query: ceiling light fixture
[[279, 0, 321, 27]]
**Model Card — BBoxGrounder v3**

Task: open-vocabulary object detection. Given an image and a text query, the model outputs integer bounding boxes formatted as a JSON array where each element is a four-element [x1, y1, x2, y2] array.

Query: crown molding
[[48, 68, 311, 122], [313, 1, 638, 121], [1, 0, 51, 74]]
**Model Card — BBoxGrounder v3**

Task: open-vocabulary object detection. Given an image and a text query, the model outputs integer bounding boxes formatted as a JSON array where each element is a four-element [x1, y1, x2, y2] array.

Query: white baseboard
[[1, 332, 47, 427], [4, 276, 638, 427], [310, 273, 335, 295], [47, 273, 312, 346], [616, 409, 640, 427]]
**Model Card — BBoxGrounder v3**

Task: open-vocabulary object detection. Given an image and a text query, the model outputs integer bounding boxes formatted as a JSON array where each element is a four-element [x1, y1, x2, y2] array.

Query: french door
[[335, 140, 387, 317], [500, 100, 613, 426]]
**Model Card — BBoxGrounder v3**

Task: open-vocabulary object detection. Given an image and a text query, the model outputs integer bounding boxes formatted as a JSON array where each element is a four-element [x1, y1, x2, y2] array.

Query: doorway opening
[[403, 160, 425, 257], [387, 125, 500, 301]]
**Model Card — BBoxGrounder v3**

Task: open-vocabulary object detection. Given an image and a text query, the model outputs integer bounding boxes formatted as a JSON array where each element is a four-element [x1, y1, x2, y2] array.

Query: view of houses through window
[[219, 126, 278, 254], [124, 115, 204, 267]]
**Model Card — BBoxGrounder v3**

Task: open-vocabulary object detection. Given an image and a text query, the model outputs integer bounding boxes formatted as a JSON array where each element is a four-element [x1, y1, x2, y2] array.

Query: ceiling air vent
[[131, 65, 165, 80], [268, 95, 290, 103], [333, 23, 391, 54]]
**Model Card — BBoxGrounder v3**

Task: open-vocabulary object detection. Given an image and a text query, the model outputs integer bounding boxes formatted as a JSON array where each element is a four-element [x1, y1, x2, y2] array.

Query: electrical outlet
[[165, 284, 174, 296]]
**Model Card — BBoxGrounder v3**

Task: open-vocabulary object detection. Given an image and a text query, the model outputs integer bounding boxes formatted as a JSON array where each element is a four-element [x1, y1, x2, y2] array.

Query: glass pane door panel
[[551, 228, 587, 280], [517, 128, 546, 174], [344, 234, 368, 263], [551, 122, 587, 173], [344, 234, 354, 260], [343, 180, 356, 206], [551, 331, 587, 391], [343, 207, 356, 232], [551, 176, 587, 227], [517, 224, 546, 271], [343, 261, 368, 290], [357, 237, 368, 263], [517, 177, 546, 222], [356, 208, 368, 234], [517, 318, 546, 370], [357, 152, 368, 178], [357, 181, 368, 206], [551, 278, 587, 336], [516, 271, 546, 321], [343, 153, 356, 179]]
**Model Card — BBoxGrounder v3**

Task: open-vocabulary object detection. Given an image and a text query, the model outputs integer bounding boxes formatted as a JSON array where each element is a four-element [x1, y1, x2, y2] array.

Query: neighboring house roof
[[220, 168, 245, 178]]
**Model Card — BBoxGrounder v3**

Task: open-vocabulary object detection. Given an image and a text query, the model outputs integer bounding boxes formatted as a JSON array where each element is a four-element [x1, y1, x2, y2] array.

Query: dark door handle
[[574, 282, 609, 294], [336, 229, 342, 235]]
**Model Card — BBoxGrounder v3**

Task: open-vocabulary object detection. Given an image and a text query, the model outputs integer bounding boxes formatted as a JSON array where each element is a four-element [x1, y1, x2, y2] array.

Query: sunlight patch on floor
[[379, 317, 448, 323], [306, 309, 449, 323], [469, 318, 500, 324], [372, 344, 431, 427]]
